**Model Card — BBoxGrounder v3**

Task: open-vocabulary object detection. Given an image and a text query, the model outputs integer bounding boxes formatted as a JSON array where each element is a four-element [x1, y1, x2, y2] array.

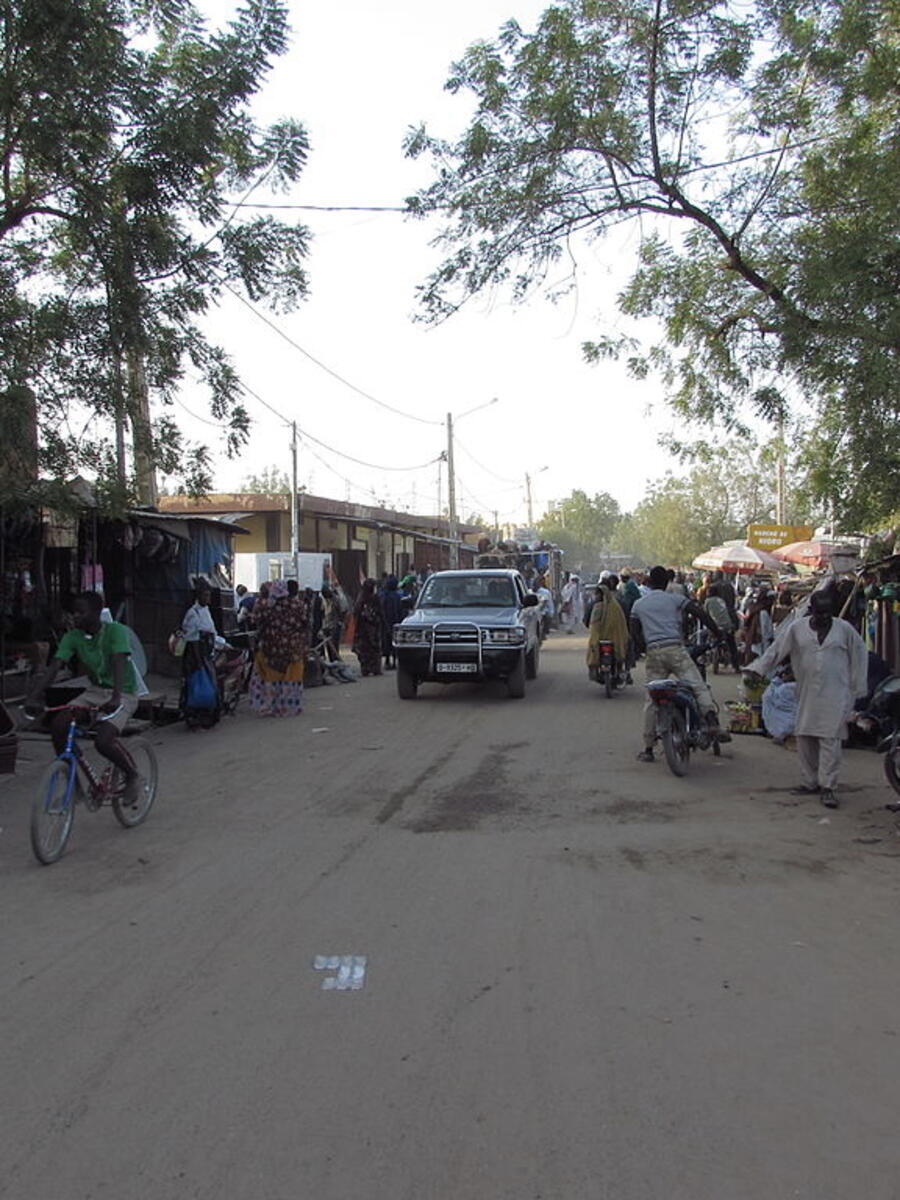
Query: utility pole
[[525, 472, 534, 528], [446, 412, 459, 568], [290, 421, 299, 561], [493, 509, 499, 542]]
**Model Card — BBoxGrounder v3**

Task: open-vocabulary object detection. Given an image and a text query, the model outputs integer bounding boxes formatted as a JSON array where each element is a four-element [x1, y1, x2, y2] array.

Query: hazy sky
[[176, 0, 682, 522]]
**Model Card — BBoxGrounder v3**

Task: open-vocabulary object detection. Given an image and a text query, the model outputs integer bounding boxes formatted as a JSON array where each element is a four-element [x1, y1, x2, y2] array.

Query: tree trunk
[[126, 341, 157, 506]]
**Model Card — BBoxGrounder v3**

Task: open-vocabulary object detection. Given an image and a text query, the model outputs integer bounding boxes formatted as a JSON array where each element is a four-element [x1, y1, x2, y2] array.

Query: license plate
[[437, 662, 478, 673]]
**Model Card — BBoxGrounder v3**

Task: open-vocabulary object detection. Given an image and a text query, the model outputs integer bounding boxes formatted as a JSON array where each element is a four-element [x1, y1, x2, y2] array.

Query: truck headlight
[[395, 626, 430, 644], [482, 627, 525, 644]]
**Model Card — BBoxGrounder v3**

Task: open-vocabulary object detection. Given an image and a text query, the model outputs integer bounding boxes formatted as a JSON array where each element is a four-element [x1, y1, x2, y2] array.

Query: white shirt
[[749, 617, 867, 738], [537, 586, 554, 616], [183, 602, 226, 648]]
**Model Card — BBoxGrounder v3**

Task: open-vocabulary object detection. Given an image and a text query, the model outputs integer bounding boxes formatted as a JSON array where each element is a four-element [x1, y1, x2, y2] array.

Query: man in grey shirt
[[631, 565, 728, 761]]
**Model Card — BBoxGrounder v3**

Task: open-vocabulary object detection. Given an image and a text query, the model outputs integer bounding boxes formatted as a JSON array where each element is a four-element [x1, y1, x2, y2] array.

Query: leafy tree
[[406, 0, 900, 526], [614, 438, 821, 564], [538, 488, 620, 564], [241, 465, 292, 494], [0, 0, 309, 507]]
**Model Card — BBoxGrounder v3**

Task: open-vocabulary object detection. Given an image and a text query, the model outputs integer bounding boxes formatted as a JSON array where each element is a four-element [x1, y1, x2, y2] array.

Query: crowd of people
[[21, 559, 878, 815], [564, 565, 874, 807], [205, 571, 428, 719]]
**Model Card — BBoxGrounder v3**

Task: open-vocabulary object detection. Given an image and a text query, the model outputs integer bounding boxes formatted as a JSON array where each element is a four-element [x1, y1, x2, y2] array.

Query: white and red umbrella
[[771, 540, 859, 571], [692, 541, 784, 574]]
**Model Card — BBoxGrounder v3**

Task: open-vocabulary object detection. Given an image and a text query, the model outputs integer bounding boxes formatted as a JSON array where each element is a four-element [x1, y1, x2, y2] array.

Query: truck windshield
[[419, 576, 517, 608]]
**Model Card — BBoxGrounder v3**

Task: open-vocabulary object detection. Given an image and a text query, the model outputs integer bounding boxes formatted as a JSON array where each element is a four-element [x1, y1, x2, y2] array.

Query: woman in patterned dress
[[352, 578, 385, 676], [250, 579, 309, 716]]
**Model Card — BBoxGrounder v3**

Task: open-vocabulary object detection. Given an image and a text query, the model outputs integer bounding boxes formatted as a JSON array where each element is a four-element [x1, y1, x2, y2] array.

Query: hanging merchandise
[[138, 528, 165, 559], [119, 523, 143, 550], [81, 561, 104, 596]]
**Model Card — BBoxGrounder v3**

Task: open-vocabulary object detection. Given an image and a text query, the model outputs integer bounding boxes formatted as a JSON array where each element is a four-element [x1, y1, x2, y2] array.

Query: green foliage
[[537, 488, 621, 565], [407, 0, 900, 527], [0, 0, 309, 504], [614, 437, 822, 564], [241, 465, 291, 494]]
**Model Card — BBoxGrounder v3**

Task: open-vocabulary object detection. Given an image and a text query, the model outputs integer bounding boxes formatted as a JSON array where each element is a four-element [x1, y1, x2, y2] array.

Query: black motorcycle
[[646, 644, 722, 776], [870, 675, 900, 799]]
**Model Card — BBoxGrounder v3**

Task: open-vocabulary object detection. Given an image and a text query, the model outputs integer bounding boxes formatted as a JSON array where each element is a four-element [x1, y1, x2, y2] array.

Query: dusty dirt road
[[2, 633, 899, 1200]]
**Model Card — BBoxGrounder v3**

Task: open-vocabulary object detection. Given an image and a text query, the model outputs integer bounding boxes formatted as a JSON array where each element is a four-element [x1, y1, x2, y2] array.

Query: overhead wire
[[234, 378, 442, 472], [454, 435, 519, 484], [230, 202, 410, 212], [218, 278, 442, 427], [454, 472, 494, 517], [300, 437, 383, 505], [172, 395, 231, 429]]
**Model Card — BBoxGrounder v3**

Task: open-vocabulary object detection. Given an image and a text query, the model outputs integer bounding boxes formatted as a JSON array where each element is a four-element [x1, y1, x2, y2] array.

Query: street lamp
[[446, 397, 498, 567]]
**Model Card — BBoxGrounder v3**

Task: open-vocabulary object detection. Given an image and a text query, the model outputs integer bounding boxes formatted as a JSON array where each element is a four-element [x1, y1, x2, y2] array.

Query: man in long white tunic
[[560, 574, 584, 635], [748, 591, 867, 808]]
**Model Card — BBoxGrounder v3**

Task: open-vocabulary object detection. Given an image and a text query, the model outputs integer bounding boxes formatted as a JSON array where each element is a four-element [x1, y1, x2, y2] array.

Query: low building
[[158, 492, 482, 595]]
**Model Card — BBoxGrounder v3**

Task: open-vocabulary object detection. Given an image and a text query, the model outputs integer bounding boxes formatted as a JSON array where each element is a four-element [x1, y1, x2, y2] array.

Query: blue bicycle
[[28, 704, 158, 865]]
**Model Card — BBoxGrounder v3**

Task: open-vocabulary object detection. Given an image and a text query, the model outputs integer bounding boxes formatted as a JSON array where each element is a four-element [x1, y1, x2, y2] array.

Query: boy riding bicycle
[[26, 591, 142, 803]]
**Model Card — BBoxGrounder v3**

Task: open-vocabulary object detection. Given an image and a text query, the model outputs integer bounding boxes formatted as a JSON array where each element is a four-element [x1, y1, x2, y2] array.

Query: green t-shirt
[[55, 621, 137, 694]]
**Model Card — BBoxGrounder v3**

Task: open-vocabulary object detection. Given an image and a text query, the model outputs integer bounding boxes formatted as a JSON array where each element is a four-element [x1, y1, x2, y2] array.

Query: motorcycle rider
[[631, 565, 730, 762]]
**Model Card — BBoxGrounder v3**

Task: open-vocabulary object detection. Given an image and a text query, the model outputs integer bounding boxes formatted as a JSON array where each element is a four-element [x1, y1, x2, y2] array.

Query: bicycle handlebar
[[22, 702, 123, 723]]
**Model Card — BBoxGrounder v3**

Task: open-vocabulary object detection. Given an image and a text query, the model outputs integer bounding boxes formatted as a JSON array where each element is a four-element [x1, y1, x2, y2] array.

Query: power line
[[454, 472, 494, 516], [235, 378, 441, 472], [454, 435, 519, 485], [219, 279, 442, 427], [172, 395, 230, 429], [301, 438, 381, 503], [230, 202, 409, 212]]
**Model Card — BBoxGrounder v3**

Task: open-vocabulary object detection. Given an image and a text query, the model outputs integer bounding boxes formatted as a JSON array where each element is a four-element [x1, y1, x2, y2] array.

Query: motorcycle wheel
[[605, 670, 614, 699], [662, 708, 690, 777], [884, 739, 900, 797]]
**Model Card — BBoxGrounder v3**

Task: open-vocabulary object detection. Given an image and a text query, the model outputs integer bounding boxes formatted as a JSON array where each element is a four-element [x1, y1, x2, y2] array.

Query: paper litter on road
[[311, 727, 330, 733], [313, 955, 368, 991]]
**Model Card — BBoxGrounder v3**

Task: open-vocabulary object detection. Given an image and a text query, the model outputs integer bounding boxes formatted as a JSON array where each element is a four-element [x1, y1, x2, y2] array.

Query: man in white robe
[[560, 574, 584, 635], [748, 591, 868, 808]]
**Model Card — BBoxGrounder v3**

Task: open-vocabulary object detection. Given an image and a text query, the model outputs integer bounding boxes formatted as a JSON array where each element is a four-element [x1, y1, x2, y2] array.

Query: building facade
[[159, 493, 481, 595]]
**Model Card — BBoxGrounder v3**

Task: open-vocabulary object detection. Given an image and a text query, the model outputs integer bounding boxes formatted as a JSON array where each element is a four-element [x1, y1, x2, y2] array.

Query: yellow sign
[[747, 524, 814, 551]]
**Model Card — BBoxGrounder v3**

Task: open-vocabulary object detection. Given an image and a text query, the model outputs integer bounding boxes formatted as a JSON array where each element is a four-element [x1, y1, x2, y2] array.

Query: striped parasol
[[771, 540, 860, 570], [692, 541, 784, 573]]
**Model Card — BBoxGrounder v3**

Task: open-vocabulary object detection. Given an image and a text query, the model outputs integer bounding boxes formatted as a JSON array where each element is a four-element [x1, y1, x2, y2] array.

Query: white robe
[[748, 617, 868, 739], [561, 581, 583, 626]]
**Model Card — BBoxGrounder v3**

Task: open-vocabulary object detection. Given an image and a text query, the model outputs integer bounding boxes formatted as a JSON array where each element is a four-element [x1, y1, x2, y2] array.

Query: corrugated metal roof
[[129, 509, 250, 536]]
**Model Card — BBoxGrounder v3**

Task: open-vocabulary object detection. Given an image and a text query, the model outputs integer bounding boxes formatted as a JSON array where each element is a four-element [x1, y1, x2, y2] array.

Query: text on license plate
[[437, 662, 478, 673]]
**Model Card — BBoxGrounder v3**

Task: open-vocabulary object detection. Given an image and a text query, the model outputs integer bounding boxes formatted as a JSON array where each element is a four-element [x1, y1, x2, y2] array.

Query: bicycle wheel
[[31, 760, 77, 864], [661, 708, 690, 777], [111, 738, 159, 828]]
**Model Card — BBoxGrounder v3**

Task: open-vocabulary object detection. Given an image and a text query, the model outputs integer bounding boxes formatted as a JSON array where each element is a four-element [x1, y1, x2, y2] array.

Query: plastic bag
[[186, 665, 218, 711], [762, 677, 798, 742]]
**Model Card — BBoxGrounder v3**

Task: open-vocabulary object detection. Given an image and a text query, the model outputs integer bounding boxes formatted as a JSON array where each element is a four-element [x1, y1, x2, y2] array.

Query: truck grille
[[433, 627, 480, 646]]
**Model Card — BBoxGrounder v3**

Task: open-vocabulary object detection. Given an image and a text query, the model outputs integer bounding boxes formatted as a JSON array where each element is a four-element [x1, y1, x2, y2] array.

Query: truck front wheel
[[507, 652, 526, 698], [397, 664, 418, 699], [525, 639, 540, 680]]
